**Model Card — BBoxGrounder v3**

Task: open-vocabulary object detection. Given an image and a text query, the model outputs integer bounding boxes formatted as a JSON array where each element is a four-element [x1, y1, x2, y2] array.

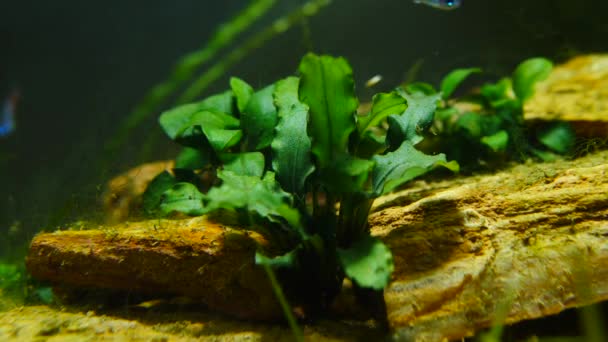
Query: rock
[[525, 54, 608, 138], [374, 150, 608, 341]]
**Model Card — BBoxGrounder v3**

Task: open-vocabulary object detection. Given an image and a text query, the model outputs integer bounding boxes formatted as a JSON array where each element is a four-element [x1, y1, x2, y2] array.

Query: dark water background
[[0, 0, 606, 258]]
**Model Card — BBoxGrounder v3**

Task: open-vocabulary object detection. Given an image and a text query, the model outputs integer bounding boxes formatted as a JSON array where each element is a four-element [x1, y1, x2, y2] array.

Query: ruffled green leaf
[[271, 77, 315, 194], [386, 91, 441, 148], [440, 67, 481, 99], [205, 171, 304, 237], [159, 182, 205, 216], [299, 53, 358, 168], [372, 141, 459, 195], [242, 84, 278, 150], [230, 77, 254, 113], [357, 91, 407, 137], [337, 235, 394, 290], [220, 152, 265, 177]]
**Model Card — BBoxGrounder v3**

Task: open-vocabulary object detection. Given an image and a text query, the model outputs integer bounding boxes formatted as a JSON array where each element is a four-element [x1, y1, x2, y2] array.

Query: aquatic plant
[[143, 53, 458, 312], [411, 57, 576, 169]]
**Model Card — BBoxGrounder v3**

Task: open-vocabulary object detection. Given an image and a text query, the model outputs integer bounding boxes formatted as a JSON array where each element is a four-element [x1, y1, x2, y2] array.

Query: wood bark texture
[[372, 150, 608, 341]]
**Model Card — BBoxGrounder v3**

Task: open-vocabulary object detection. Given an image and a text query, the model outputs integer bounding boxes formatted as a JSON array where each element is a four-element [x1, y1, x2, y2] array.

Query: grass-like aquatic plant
[[143, 53, 458, 312]]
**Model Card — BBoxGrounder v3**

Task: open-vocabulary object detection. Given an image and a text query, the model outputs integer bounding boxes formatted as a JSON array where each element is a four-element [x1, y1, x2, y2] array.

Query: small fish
[[0, 90, 19, 138], [413, 0, 462, 10], [365, 74, 383, 88]]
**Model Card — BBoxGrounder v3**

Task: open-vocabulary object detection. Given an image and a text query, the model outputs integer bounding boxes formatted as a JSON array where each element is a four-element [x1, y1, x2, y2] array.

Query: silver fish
[[413, 0, 462, 10]]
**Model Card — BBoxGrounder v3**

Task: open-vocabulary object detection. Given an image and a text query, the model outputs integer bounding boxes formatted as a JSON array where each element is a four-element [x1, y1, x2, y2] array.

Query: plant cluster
[[143, 53, 458, 311], [406, 57, 576, 169]]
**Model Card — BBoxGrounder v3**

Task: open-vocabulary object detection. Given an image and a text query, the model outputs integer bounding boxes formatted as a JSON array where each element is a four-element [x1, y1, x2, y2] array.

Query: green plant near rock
[[143, 52, 458, 313], [406, 57, 576, 169]]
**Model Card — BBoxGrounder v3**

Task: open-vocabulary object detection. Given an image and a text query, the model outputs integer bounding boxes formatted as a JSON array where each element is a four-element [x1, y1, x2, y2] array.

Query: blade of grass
[[105, 0, 277, 155], [177, 0, 333, 104], [261, 263, 304, 342]]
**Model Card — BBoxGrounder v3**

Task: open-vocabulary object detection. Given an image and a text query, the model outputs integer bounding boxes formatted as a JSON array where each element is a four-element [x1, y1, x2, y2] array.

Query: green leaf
[[480, 77, 513, 108], [372, 141, 459, 195], [220, 152, 265, 177], [355, 130, 386, 159], [357, 91, 407, 137], [142, 171, 178, 215], [159, 93, 237, 140], [440, 67, 481, 99], [271, 77, 315, 194], [242, 84, 278, 150], [159, 182, 205, 216], [230, 77, 254, 113], [299, 53, 358, 169], [205, 171, 304, 236], [481, 130, 509, 152], [337, 235, 394, 290], [255, 248, 299, 268], [537, 122, 575, 154], [321, 156, 375, 194], [386, 91, 441, 148], [403, 82, 437, 96], [512, 58, 552, 102], [175, 147, 210, 170]]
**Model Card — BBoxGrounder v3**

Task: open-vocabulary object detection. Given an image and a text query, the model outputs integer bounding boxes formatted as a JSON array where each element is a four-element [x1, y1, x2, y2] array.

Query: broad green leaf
[[205, 171, 304, 237], [512, 57, 552, 102], [481, 130, 509, 152], [142, 171, 177, 215], [271, 77, 315, 194], [357, 91, 407, 136], [242, 84, 278, 150], [198, 90, 235, 115], [372, 141, 459, 195], [537, 122, 575, 154], [455, 112, 502, 139], [299, 53, 358, 169], [220, 152, 265, 177], [230, 77, 254, 113], [320, 156, 375, 194], [480, 77, 513, 108], [255, 248, 299, 268], [386, 91, 441, 148], [440, 67, 481, 99], [201, 127, 243, 152], [175, 147, 210, 170], [159, 182, 205, 216], [337, 235, 394, 290], [159, 93, 236, 140], [403, 82, 437, 96]]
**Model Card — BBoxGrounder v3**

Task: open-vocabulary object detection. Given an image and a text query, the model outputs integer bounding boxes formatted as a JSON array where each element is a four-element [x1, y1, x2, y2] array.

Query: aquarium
[[1, 1, 607, 341]]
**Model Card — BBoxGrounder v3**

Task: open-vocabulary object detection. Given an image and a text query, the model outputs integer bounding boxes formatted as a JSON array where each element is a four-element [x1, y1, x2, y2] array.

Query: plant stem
[[261, 263, 304, 342]]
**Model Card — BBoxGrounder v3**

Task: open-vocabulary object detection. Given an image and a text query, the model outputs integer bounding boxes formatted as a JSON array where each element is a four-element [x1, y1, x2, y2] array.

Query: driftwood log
[[26, 150, 608, 340], [26, 217, 283, 320], [373, 150, 608, 341]]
